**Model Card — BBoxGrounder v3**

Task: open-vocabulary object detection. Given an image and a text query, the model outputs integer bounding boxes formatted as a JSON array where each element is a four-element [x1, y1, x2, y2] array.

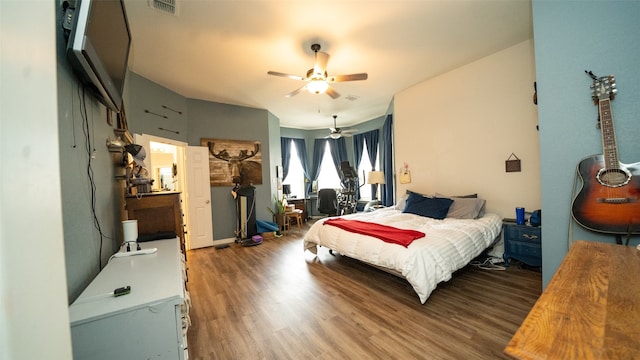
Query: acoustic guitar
[[571, 74, 640, 235]]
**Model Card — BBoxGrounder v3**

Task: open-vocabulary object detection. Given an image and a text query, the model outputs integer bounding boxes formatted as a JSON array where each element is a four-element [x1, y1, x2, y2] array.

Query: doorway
[[133, 135, 187, 245]]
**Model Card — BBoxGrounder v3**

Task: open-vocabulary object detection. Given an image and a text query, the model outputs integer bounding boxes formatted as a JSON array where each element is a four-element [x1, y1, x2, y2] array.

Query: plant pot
[[273, 213, 286, 227]]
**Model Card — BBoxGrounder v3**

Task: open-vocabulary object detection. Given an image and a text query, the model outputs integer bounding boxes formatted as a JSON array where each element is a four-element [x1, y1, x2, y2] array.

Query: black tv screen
[[67, 0, 131, 113]]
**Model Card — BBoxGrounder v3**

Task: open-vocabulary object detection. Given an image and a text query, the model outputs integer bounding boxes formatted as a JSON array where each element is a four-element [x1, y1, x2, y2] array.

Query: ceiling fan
[[267, 44, 368, 99], [325, 115, 357, 139]]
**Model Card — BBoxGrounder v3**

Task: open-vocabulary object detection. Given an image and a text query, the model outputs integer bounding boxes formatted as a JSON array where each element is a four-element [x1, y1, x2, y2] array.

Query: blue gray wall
[[57, 9, 122, 301], [533, 0, 640, 286], [59, 66, 283, 300], [187, 99, 276, 239], [125, 72, 189, 143]]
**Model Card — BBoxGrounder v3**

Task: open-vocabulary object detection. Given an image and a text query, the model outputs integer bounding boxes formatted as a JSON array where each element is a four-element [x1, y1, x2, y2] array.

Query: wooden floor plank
[[186, 221, 541, 359]]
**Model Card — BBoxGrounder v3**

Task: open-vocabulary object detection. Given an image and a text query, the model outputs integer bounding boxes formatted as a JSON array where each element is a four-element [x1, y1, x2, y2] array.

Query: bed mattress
[[304, 208, 502, 303]]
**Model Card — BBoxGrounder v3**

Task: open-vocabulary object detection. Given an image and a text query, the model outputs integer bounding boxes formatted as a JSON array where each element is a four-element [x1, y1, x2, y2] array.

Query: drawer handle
[[523, 234, 539, 240]]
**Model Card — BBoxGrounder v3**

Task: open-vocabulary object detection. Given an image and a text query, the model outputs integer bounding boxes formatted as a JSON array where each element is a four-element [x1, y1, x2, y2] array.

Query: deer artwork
[[207, 141, 262, 186]]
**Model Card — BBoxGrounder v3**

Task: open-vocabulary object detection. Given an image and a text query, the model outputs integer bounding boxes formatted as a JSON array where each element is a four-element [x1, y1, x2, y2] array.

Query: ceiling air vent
[[149, 0, 179, 16]]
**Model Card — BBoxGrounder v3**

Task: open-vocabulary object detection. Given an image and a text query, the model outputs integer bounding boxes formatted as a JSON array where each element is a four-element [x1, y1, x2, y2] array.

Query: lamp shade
[[124, 144, 146, 166], [307, 79, 329, 94], [367, 171, 385, 185], [282, 184, 291, 195]]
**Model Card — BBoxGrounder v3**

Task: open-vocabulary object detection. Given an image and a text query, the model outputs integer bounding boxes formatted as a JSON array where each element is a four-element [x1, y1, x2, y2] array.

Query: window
[[316, 142, 342, 190], [357, 142, 380, 201], [282, 140, 305, 198]]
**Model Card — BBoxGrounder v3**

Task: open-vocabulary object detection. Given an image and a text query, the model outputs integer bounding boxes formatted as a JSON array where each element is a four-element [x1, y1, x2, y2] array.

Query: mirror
[[149, 141, 179, 191]]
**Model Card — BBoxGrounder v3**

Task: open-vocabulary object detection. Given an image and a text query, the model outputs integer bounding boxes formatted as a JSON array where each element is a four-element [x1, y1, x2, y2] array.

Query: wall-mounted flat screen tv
[[66, 0, 131, 113]]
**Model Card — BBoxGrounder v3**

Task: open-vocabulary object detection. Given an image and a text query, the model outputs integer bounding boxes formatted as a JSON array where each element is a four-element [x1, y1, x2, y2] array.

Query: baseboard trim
[[213, 238, 235, 246]]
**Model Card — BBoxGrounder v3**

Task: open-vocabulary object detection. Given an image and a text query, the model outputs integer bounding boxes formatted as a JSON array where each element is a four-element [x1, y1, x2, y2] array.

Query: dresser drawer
[[506, 240, 542, 259], [504, 224, 541, 244]]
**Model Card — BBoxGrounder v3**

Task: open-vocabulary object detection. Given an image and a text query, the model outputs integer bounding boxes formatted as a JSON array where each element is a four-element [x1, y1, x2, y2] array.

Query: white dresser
[[69, 238, 189, 360]]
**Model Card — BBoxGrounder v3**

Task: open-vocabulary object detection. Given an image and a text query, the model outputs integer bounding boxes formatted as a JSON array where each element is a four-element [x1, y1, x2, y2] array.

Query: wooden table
[[505, 240, 640, 359]]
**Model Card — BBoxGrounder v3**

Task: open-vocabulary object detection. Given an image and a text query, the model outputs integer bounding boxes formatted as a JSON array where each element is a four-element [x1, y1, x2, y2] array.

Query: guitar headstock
[[590, 74, 617, 104]]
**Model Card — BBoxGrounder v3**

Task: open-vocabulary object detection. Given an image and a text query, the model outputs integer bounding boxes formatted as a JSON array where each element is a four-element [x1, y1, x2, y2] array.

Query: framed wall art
[[201, 138, 263, 186]]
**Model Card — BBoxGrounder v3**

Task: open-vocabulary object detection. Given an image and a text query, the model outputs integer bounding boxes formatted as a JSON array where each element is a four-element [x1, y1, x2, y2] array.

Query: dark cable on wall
[[90, 103, 96, 157], [70, 85, 77, 148], [78, 84, 111, 270]]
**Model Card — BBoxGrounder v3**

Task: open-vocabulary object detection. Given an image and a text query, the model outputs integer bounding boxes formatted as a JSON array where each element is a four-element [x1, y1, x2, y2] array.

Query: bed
[[303, 192, 502, 303]]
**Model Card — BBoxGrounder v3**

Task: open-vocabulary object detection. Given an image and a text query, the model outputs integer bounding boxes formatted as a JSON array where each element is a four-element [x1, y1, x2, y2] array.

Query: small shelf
[[113, 128, 133, 144]]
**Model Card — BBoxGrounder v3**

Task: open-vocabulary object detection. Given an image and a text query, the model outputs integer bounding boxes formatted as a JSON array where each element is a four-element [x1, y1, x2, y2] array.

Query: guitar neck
[[599, 99, 620, 170]]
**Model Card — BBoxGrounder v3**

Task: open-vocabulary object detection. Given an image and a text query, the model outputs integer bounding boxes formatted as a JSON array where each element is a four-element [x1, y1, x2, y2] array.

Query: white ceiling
[[124, 0, 533, 130]]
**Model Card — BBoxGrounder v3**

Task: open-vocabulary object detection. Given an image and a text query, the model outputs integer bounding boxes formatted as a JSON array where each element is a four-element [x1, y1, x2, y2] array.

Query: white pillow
[[395, 193, 409, 210], [435, 193, 486, 219]]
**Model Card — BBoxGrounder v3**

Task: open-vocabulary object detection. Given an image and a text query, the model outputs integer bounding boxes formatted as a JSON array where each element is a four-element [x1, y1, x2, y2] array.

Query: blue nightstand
[[503, 222, 541, 267]]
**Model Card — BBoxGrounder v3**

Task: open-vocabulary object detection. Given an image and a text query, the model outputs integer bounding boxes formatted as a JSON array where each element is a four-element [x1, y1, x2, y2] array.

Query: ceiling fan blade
[[284, 85, 307, 98], [342, 129, 358, 134], [327, 73, 368, 82], [325, 133, 342, 139], [325, 86, 340, 99], [267, 71, 305, 81], [313, 52, 330, 76]]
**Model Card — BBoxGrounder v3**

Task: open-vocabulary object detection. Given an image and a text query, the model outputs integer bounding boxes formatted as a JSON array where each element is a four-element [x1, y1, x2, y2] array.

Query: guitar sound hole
[[597, 168, 631, 187]]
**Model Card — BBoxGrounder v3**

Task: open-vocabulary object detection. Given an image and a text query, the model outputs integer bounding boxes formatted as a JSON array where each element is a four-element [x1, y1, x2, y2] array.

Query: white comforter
[[303, 208, 502, 303]]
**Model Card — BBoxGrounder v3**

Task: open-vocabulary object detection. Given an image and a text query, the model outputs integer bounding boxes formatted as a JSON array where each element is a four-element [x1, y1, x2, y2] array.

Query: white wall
[[0, 1, 72, 359], [394, 40, 540, 218]]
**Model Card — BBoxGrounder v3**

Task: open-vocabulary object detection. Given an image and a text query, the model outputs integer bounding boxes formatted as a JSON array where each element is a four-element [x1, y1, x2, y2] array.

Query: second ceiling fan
[[325, 115, 357, 139], [267, 44, 368, 99]]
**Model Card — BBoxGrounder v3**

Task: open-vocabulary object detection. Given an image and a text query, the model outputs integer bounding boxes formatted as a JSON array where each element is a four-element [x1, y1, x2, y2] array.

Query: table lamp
[[367, 171, 385, 200], [282, 184, 291, 198]]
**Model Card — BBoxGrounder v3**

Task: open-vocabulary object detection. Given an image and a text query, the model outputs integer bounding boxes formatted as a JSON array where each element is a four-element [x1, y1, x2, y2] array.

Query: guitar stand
[[615, 227, 634, 246]]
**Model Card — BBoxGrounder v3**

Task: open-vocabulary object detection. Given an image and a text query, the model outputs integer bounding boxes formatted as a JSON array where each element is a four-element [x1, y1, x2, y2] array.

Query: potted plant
[[267, 194, 287, 227]]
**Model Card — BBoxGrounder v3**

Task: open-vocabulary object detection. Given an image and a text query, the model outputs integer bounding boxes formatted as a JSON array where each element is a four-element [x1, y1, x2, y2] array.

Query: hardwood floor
[[186, 222, 541, 360]]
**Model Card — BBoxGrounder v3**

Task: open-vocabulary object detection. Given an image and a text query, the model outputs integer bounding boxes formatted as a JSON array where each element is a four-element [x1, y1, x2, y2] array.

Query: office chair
[[317, 188, 338, 217]]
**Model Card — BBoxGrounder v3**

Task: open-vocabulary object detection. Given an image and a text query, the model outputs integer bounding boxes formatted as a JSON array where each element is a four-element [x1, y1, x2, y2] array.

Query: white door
[[185, 146, 214, 249]]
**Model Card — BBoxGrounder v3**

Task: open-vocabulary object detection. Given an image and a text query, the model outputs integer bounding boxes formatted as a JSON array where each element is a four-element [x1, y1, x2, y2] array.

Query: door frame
[[133, 133, 189, 242]]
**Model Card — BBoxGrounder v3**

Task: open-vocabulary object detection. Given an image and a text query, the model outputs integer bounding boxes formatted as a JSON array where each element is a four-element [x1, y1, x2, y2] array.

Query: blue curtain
[[311, 138, 326, 186], [352, 134, 365, 199], [381, 114, 394, 206], [291, 138, 310, 195], [328, 138, 348, 187], [364, 130, 379, 169], [280, 137, 292, 180], [364, 130, 379, 199], [352, 129, 379, 199]]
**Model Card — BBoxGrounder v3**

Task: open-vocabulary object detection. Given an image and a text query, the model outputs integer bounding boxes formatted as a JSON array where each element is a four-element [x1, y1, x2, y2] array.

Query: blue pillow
[[402, 192, 453, 219]]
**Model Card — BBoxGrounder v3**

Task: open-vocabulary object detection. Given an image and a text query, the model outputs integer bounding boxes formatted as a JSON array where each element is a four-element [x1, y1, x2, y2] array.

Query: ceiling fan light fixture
[[329, 132, 341, 139], [307, 79, 329, 94]]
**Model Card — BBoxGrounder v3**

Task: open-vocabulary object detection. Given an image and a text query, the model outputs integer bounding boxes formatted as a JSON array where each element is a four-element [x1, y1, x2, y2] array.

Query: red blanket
[[323, 218, 425, 247]]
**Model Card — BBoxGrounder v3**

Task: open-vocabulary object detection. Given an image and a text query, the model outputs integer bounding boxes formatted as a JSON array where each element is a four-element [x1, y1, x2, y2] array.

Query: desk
[[505, 240, 640, 359]]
